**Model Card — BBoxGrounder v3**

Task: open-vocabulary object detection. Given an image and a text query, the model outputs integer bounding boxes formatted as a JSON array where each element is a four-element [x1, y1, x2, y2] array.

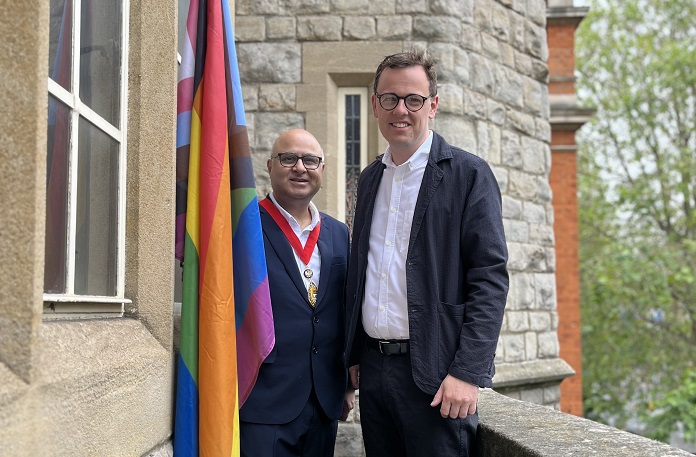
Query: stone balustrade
[[333, 389, 693, 457]]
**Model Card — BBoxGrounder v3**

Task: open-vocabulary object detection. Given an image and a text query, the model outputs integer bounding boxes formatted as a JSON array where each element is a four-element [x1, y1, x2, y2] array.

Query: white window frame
[[43, 0, 131, 317], [336, 87, 369, 222]]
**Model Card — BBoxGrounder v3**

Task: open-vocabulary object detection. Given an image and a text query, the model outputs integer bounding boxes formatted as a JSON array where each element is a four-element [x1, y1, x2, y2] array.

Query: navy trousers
[[240, 390, 338, 457], [359, 342, 478, 457]]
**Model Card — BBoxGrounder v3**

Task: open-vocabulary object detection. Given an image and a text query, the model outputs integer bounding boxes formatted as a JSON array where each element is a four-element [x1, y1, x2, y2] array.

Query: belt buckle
[[378, 340, 391, 354]]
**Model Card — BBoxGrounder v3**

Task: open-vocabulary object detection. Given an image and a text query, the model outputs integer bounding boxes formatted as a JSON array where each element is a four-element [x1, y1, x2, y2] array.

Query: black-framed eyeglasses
[[375, 93, 431, 112], [271, 152, 323, 170]]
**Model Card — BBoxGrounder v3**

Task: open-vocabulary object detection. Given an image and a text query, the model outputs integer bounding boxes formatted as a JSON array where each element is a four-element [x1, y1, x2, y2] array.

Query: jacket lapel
[[409, 133, 448, 253], [357, 161, 386, 259]]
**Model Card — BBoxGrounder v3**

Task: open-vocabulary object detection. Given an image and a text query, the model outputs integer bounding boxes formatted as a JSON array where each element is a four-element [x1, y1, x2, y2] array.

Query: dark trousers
[[240, 390, 338, 457], [359, 342, 478, 457]]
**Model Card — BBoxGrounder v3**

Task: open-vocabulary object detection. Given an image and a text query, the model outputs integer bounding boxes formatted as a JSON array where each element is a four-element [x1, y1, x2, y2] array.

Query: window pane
[[178, 0, 190, 59], [80, 0, 122, 127], [48, 0, 73, 91], [345, 95, 361, 232], [44, 96, 72, 293], [74, 117, 119, 296]]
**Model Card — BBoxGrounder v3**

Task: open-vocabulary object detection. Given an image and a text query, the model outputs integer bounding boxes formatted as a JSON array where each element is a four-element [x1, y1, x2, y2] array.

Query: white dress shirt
[[268, 193, 321, 291], [362, 131, 434, 339]]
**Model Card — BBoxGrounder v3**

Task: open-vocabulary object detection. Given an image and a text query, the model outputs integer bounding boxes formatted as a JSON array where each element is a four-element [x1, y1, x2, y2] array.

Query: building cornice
[[550, 108, 596, 130], [546, 6, 590, 27], [549, 94, 596, 130]]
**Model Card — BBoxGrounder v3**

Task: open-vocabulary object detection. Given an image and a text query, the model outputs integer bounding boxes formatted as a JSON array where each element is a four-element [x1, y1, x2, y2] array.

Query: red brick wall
[[550, 139, 584, 417], [548, 16, 585, 417], [548, 24, 577, 85]]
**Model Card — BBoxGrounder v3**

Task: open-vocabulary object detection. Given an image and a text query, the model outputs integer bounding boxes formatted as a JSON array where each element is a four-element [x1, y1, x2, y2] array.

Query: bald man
[[240, 129, 354, 457]]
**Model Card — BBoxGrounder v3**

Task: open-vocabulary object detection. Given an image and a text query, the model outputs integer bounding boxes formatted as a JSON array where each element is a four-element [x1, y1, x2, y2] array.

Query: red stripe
[[259, 197, 320, 265]]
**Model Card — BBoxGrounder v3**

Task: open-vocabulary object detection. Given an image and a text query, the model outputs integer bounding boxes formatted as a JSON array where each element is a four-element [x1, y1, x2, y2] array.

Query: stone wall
[[234, 0, 573, 408]]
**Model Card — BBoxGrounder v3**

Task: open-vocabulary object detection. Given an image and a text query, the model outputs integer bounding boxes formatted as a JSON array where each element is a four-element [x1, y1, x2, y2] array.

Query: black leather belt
[[366, 337, 409, 355]]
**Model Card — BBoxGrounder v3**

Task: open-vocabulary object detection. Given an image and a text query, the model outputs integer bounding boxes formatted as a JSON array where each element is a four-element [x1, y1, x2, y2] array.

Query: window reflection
[[74, 117, 119, 296], [48, 0, 73, 91], [44, 96, 72, 294], [80, 0, 122, 127]]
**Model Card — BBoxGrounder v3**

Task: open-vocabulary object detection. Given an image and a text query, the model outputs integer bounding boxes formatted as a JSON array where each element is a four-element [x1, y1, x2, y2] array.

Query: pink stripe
[[236, 278, 276, 407], [177, 77, 194, 115], [187, 0, 200, 39]]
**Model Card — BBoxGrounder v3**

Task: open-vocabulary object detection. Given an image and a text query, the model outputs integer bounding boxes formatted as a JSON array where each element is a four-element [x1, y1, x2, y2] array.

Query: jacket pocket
[[436, 300, 465, 377]]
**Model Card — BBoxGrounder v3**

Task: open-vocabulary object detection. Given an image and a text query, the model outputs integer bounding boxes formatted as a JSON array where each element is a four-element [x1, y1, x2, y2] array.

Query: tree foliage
[[576, 0, 696, 445]]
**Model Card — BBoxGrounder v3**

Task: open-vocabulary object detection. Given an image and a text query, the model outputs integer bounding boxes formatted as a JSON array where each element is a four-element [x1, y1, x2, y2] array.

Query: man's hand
[[349, 364, 360, 389], [430, 374, 478, 419], [340, 388, 356, 421]]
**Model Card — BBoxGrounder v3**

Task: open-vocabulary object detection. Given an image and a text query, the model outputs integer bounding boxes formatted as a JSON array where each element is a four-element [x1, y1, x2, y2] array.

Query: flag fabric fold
[[174, 0, 275, 455]]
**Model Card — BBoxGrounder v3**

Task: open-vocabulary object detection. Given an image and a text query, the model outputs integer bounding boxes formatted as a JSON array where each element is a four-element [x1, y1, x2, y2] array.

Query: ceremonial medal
[[308, 280, 318, 307], [259, 198, 322, 309]]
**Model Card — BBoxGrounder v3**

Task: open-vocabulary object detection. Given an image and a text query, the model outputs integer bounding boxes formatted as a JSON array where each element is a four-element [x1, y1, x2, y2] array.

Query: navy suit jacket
[[240, 202, 349, 424], [346, 132, 509, 394]]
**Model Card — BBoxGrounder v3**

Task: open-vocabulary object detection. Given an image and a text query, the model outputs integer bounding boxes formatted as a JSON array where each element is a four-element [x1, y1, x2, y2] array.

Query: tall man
[[345, 49, 509, 456], [241, 129, 354, 457]]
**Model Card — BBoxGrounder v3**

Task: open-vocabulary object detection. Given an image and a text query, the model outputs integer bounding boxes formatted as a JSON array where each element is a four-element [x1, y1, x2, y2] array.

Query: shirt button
[[379, 306, 385, 311], [386, 241, 392, 247], [381, 273, 387, 280], [391, 207, 396, 213]]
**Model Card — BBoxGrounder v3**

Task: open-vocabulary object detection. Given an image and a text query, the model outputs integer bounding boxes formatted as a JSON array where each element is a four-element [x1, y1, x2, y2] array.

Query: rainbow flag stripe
[[174, 0, 275, 455]]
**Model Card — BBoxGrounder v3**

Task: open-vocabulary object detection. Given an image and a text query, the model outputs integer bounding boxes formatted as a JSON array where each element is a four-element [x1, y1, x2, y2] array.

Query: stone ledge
[[0, 319, 174, 457], [493, 359, 575, 389], [143, 440, 173, 457], [478, 389, 692, 456], [0, 362, 35, 456], [0, 360, 27, 409]]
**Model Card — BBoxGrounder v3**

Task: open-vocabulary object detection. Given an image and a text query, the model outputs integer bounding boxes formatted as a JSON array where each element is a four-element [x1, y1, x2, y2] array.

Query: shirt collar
[[268, 192, 320, 232], [382, 130, 433, 170]]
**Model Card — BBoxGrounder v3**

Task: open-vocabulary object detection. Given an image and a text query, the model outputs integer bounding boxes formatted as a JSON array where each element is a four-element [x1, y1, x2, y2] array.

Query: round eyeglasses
[[375, 93, 431, 112], [271, 152, 323, 170]]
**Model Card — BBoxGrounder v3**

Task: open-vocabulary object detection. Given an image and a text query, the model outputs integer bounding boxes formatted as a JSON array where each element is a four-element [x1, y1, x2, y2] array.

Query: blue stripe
[[221, 0, 247, 127], [233, 200, 269, 329], [176, 111, 192, 148], [173, 353, 199, 457]]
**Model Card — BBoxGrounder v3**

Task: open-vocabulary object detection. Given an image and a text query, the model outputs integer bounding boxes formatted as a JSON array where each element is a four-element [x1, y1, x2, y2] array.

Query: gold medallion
[[308, 280, 318, 307]]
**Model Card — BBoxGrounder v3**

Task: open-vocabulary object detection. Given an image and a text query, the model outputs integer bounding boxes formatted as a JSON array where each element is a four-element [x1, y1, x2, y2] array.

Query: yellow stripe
[[231, 388, 240, 457], [185, 101, 202, 250]]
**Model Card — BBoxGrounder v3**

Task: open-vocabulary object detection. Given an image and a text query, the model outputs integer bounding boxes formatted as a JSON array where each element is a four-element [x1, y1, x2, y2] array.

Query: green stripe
[[231, 188, 257, 234], [179, 230, 200, 384]]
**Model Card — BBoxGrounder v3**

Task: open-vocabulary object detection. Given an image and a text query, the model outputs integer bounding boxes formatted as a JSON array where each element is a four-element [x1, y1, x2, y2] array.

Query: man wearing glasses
[[345, 49, 509, 456], [240, 129, 354, 456]]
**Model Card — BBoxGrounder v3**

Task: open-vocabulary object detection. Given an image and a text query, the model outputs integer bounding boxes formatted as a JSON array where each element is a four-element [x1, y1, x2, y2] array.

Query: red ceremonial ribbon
[[260, 197, 320, 264]]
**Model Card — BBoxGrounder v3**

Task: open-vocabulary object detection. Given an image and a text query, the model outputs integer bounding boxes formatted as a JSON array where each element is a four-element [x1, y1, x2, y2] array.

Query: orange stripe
[[196, 0, 238, 455], [199, 140, 237, 456]]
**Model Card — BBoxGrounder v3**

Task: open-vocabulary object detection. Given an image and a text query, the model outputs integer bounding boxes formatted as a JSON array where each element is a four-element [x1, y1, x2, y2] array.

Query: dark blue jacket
[[346, 132, 509, 393], [240, 206, 349, 423]]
